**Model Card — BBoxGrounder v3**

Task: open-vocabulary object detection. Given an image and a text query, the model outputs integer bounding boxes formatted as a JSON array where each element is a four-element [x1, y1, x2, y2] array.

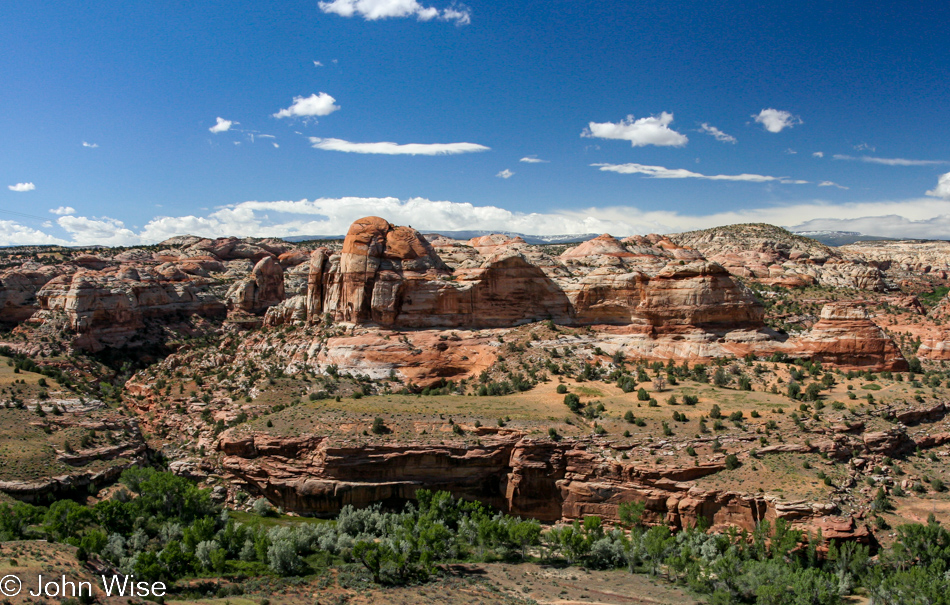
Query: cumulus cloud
[[519, 156, 548, 163], [273, 93, 340, 119], [926, 172, 950, 199], [313, 61, 324, 67], [82, 141, 98, 148], [753, 108, 802, 133], [209, 117, 234, 133], [812, 151, 824, 158], [318, 0, 471, 24], [592, 162, 808, 184], [496, 169, 514, 179], [582, 112, 688, 147], [8, 182, 35, 192], [309, 137, 489, 155], [56, 215, 139, 246], [0, 221, 68, 245], [833, 154, 948, 166], [50, 206, 76, 215], [699, 123, 736, 144], [7, 195, 950, 246]]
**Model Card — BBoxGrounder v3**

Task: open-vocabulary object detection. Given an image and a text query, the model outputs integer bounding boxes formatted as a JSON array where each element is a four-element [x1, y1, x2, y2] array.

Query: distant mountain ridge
[[791, 230, 897, 247]]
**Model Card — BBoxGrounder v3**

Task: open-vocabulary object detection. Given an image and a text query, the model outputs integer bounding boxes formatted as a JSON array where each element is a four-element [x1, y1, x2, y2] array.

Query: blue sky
[[2, 0, 949, 245]]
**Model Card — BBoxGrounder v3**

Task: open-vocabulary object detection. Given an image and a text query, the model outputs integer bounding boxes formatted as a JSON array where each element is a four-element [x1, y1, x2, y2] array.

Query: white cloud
[[7, 195, 950, 246], [496, 169, 514, 179], [313, 61, 324, 67], [926, 172, 950, 200], [583, 112, 687, 147], [441, 6, 471, 25], [273, 93, 340, 119], [812, 151, 824, 158], [273, 143, 279, 148], [519, 156, 548, 163], [592, 162, 808, 184], [50, 206, 76, 215], [833, 154, 948, 167], [752, 108, 802, 133], [82, 141, 99, 148], [8, 182, 35, 192], [785, 148, 797, 155], [699, 123, 736, 144], [818, 181, 849, 190], [56, 215, 139, 247], [318, 0, 471, 25], [309, 137, 489, 155], [0, 220, 67, 245], [209, 117, 234, 133], [854, 143, 876, 152]]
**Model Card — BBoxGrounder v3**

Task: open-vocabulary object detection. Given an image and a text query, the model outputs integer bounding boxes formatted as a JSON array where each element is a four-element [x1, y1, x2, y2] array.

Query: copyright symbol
[[0, 575, 20, 597]]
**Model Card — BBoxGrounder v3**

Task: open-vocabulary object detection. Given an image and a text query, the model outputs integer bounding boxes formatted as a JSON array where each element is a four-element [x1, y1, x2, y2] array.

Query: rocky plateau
[[3, 219, 950, 550]]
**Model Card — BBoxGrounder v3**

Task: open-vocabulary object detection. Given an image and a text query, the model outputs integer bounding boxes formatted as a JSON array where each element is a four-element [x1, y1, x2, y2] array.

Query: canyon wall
[[218, 430, 868, 542]]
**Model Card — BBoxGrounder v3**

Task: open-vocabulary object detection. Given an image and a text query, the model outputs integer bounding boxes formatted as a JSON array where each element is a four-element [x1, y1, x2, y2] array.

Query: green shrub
[[724, 454, 740, 470]]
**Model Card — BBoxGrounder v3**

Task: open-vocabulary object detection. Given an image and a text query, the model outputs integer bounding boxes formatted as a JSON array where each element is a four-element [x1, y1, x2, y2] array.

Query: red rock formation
[[33, 270, 226, 351], [227, 256, 286, 315], [789, 303, 908, 371], [637, 262, 766, 329], [278, 250, 311, 268], [314, 330, 498, 384], [185, 237, 288, 262], [218, 431, 868, 542], [302, 217, 764, 333], [0, 265, 66, 323], [467, 234, 526, 255], [560, 234, 634, 260]]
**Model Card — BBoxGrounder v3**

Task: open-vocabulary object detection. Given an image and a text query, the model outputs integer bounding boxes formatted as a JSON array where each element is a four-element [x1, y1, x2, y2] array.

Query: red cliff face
[[298, 216, 765, 334], [227, 256, 286, 316], [0, 265, 67, 324], [789, 303, 909, 371], [218, 431, 868, 542], [32, 269, 226, 351]]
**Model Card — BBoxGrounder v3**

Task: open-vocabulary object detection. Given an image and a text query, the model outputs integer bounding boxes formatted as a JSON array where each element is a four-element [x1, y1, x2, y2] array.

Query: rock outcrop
[[294, 217, 765, 334], [670, 224, 888, 291], [227, 256, 286, 315], [32, 270, 227, 351], [789, 303, 908, 371], [0, 264, 66, 323], [841, 240, 950, 275], [219, 431, 869, 542]]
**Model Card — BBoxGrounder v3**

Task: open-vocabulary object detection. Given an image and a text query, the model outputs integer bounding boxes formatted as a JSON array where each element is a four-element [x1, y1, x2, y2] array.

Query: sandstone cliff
[[788, 303, 909, 371], [0, 264, 68, 324], [218, 430, 868, 542], [32, 269, 227, 351], [287, 217, 766, 334]]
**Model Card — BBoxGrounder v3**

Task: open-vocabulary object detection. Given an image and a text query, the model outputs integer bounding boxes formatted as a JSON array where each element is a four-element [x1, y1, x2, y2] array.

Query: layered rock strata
[[789, 303, 908, 371], [218, 431, 868, 542], [32, 270, 227, 351], [291, 217, 766, 333]]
